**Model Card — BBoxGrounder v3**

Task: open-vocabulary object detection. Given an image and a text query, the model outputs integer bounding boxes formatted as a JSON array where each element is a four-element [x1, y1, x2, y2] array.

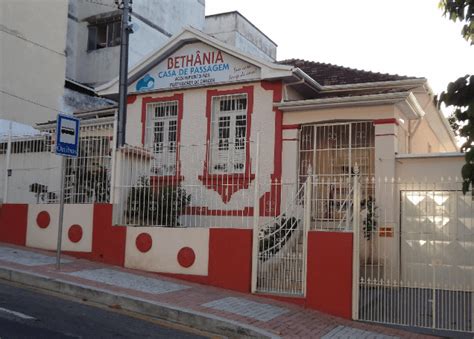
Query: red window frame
[[141, 93, 184, 185], [198, 86, 255, 203]]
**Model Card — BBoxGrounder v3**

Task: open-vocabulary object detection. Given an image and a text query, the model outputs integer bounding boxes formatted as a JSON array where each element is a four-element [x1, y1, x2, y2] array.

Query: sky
[[2, 1, 472, 136], [206, 0, 474, 96]]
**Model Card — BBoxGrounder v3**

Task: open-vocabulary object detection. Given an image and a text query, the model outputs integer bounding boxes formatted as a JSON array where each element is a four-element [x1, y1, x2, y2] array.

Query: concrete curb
[[0, 266, 279, 339]]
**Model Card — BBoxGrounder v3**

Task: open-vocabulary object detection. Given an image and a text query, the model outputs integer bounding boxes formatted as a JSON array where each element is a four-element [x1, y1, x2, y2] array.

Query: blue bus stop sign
[[55, 114, 80, 157]]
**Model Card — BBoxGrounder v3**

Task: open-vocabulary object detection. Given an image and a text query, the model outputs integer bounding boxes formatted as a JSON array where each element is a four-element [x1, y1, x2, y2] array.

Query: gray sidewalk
[[0, 243, 435, 338]]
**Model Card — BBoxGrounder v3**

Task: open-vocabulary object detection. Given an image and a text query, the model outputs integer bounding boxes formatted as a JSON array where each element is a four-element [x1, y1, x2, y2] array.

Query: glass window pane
[[87, 26, 97, 51]]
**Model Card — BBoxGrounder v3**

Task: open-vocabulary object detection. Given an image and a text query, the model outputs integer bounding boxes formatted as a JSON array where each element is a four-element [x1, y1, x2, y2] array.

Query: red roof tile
[[279, 59, 420, 86]]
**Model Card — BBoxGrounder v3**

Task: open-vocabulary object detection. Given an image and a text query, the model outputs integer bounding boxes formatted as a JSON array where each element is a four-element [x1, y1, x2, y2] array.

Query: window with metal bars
[[210, 94, 248, 174], [146, 101, 179, 176]]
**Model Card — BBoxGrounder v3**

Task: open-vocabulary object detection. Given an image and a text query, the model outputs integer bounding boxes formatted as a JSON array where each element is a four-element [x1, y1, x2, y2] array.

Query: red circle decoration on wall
[[36, 211, 50, 229], [177, 247, 196, 268], [135, 233, 152, 253], [68, 224, 83, 243]]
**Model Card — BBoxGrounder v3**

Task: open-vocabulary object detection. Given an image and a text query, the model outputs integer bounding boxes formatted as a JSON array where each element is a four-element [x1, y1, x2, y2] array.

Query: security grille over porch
[[299, 121, 375, 228]]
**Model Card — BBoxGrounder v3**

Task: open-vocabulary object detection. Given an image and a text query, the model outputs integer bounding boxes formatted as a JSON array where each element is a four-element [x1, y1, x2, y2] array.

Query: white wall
[[0, 0, 68, 125]]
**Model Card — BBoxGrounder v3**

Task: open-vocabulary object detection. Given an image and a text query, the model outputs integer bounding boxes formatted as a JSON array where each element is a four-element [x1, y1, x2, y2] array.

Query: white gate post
[[302, 166, 312, 296], [251, 132, 261, 293], [2, 121, 12, 203], [352, 164, 361, 320]]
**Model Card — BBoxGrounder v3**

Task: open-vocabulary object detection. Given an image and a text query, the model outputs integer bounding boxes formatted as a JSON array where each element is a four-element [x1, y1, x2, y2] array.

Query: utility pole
[[117, 0, 133, 147]]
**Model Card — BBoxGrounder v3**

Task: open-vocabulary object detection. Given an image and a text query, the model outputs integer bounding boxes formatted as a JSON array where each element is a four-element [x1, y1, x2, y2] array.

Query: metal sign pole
[[56, 156, 66, 270], [54, 113, 80, 270]]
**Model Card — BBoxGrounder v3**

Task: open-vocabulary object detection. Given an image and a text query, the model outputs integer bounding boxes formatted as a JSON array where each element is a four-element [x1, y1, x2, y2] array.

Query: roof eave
[[276, 92, 423, 119]]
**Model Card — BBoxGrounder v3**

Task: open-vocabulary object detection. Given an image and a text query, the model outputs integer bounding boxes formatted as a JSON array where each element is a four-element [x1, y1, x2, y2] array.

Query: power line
[[0, 89, 65, 114], [0, 26, 65, 57]]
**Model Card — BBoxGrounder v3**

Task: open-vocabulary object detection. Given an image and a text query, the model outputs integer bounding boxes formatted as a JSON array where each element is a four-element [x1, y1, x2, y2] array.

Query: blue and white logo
[[136, 74, 155, 91], [55, 114, 80, 157]]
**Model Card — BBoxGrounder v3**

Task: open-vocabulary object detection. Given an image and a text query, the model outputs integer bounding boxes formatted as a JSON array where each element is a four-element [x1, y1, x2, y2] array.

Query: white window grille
[[146, 101, 178, 176], [210, 94, 247, 174]]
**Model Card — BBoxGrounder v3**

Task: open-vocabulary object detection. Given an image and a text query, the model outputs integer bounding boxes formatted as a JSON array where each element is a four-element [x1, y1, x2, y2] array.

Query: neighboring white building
[[0, 0, 68, 125]]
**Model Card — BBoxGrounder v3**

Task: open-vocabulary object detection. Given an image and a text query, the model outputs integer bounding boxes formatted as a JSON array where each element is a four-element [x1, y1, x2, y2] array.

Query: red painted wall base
[[0, 204, 27, 246], [306, 231, 353, 319]]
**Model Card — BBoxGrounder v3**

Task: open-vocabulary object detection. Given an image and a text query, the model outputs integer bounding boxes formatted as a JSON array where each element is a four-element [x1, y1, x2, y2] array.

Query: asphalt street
[[0, 280, 210, 339]]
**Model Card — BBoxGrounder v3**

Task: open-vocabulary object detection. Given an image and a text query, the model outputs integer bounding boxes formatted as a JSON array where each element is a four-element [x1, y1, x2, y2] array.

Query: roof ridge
[[278, 58, 417, 79]]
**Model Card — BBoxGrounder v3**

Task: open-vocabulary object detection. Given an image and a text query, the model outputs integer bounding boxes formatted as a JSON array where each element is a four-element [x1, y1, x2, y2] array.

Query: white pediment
[[131, 42, 261, 93], [96, 27, 295, 96]]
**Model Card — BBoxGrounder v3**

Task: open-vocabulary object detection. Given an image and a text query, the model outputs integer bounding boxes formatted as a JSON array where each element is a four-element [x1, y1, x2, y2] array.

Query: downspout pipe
[[283, 79, 305, 101]]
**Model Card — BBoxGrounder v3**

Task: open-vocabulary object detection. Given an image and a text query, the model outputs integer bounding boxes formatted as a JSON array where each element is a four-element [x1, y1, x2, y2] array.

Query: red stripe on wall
[[373, 118, 399, 125], [306, 231, 353, 319], [0, 204, 28, 246]]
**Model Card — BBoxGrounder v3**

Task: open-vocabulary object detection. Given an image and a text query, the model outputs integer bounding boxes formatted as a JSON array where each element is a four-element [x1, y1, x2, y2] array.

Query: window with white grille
[[210, 94, 247, 174], [146, 101, 178, 176]]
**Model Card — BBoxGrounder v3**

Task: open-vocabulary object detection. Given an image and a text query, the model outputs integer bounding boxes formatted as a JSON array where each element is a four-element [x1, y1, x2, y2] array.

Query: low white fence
[[0, 123, 113, 204]]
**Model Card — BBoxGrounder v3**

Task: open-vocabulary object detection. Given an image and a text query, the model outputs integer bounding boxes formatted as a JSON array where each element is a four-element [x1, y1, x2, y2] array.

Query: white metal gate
[[253, 179, 311, 296], [356, 179, 474, 333]]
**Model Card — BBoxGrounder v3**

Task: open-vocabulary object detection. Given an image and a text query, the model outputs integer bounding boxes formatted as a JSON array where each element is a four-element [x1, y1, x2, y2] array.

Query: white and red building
[[1, 12, 472, 332]]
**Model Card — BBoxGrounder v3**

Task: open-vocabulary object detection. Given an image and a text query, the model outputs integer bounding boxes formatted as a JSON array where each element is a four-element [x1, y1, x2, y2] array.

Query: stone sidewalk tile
[[202, 297, 289, 322], [0, 243, 437, 339]]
